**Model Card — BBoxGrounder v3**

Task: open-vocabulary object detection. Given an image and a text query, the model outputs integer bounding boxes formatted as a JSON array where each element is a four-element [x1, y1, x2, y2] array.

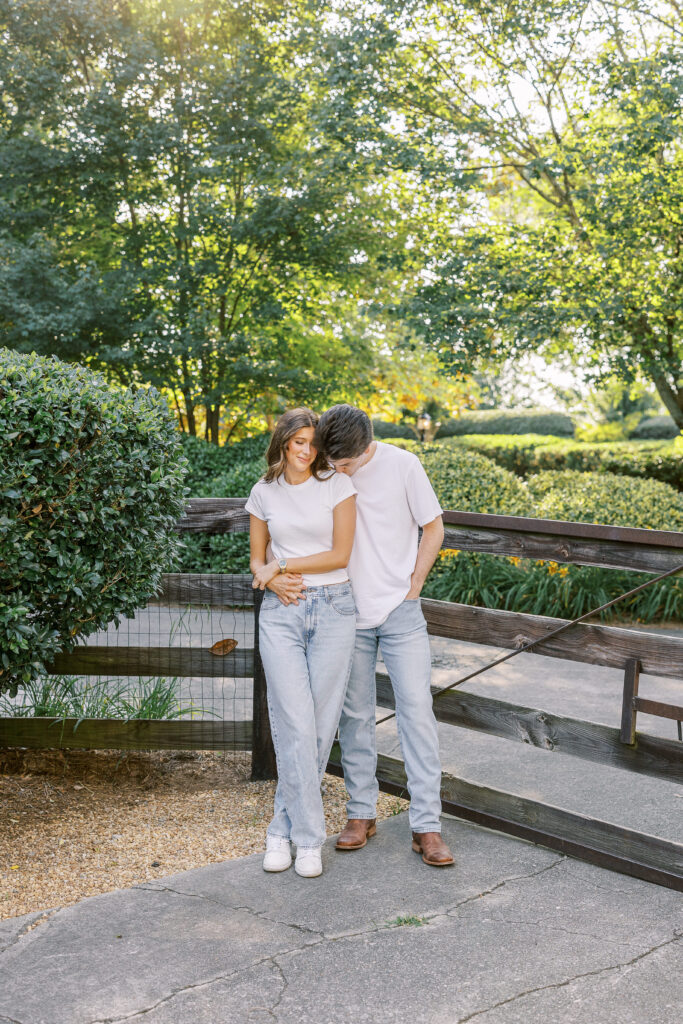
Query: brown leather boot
[[335, 818, 377, 850], [411, 831, 454, 867]]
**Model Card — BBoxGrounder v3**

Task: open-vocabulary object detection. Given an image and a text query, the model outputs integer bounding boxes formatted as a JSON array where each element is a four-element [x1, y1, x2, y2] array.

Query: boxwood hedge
[[629, 415, 679, 440], [388, 440, 532, 516], [0, 350, 188, 696], [435, 408, 575, 438], [526, 471, 683, 531], [448, 434, 683, 492]]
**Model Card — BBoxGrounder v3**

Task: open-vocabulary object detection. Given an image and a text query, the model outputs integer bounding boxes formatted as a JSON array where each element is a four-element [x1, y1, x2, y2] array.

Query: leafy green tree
[[352, 1, 683, 428], [0, 0, 395, 441]]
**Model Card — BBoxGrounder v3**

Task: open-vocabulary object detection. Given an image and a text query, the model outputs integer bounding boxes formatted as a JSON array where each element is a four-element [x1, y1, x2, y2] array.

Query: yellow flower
[[508, 556, 521, 566]]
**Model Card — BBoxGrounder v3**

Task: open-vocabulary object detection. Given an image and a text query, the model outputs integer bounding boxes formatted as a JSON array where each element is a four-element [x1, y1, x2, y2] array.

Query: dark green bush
[[0, 350, 188, 695], [388, 440, 532, 516], [177, 435, 268, 573], [180, 433, 268, 494], [526, 470, 683, 531], [435, 408, 575, 438], [442, 434, 560, 475], [629, 415, 679, 440], [371, 419, 419, 440], [177, 533, 251, 575], [448, 435, 683, 491]]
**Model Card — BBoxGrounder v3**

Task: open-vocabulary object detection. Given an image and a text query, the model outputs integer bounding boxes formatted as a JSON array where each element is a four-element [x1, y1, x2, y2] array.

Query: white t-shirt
[[347, 442, 442, 628], [245, 471, 357, 586]]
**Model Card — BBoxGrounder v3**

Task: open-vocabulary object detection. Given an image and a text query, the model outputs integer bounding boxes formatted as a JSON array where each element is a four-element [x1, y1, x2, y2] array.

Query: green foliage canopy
[[352, 1, 683, 428], [0, 0, 398, 439]]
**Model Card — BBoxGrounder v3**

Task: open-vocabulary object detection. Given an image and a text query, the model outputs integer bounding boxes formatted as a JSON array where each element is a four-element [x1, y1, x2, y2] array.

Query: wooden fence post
[[620, 658, 641, 745], [251, 588, 277, 780]]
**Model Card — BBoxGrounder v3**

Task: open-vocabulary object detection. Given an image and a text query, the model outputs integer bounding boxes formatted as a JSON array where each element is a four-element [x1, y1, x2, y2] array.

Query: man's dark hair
[[315, 404, 373, 460]]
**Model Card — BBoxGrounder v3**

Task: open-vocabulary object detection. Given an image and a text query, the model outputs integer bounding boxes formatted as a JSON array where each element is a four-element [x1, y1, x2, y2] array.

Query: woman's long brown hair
[[263, 408, 331, 483]]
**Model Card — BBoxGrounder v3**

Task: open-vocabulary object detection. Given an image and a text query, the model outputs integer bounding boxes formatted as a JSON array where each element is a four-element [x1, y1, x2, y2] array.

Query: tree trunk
[[172, 392, 187, 433], [183, 393, 197, 436], [652, 373, 683, 431], [206, 405, 220, 445]]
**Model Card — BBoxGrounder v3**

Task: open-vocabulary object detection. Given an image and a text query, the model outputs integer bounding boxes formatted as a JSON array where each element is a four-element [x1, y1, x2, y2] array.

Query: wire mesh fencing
[[1, 573, 255, 753]]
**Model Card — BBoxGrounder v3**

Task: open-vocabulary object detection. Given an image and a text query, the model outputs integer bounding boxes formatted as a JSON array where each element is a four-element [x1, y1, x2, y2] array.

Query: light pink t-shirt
[[245, 471, 357, 586], [347, 442, 442, 628]]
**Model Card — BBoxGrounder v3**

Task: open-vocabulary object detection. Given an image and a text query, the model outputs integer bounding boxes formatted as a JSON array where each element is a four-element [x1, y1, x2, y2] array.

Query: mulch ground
[[0, 748, 407, 920]]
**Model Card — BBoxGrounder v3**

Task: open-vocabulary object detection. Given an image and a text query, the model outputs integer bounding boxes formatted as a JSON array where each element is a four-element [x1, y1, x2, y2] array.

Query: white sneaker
[[263, 835, 292, 872], [294, 847, 323, 878]]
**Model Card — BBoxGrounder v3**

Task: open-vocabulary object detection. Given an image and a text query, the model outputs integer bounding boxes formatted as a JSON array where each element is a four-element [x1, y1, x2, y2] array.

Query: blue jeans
[[259, 581, 356, 849], [338, 598, 442, 833]]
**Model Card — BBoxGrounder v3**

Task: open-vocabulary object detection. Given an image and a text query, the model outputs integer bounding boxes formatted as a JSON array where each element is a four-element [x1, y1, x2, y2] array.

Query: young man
[[312, 404, 453, 866]]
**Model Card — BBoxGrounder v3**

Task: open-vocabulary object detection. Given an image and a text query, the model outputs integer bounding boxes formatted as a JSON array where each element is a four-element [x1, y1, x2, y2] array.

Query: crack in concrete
[[89, 944, 311, 1024], [0, 854, 588, 1024], [133, 883, 325, 939], [88, 907, 402, 1022], [444, 856, 566, 918], [0, 908, 60, 957], [266, 959, 289, 1020], [481, 918, 634, 945], [455, 929, 683, 1023], [90, 857, 571, 1022]]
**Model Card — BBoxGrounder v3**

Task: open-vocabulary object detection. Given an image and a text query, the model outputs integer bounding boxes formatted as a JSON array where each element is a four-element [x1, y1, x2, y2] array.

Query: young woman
[[246, 408, 357, 878]]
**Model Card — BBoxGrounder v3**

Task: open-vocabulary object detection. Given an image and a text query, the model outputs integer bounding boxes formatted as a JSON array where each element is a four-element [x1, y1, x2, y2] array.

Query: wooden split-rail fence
[[1, 498, 682, 890]]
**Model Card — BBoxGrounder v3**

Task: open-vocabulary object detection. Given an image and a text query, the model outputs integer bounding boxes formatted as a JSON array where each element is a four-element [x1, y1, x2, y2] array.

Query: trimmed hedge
[[371, 419, 418, 440], [447, 434, 683, 492], [0, 350, 188, 696], [388, 440, 532, 516], [435, 408, 575, 438], [629, 415, 679, 440], [527, 470, 683, 531]]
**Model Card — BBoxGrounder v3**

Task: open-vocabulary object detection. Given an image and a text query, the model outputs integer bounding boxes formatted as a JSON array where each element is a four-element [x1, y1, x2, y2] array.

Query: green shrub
[[442, 434, 560, 475], [526, 471, 683, 531], [371, 419, 419, 440], [425, 553, 683, 623], [177, 435, 267, 574], [181, 433, 268, 494], [629, 415, 679, 440], [435, 407, 575, 438], [177, 533, 251, 575], [575, 421, 633, 443], [448, 434, 683, 491], [0, 350, 188, 696], [388, 440, 532, 516], [196, 463, 266, 500]]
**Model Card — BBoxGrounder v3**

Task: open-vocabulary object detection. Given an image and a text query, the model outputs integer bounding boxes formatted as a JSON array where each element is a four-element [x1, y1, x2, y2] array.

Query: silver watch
[[277, 558, 287, 574]]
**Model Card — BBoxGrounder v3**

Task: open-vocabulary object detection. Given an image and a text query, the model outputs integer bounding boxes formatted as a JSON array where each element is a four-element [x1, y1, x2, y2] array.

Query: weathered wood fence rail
[[1, 498, 682, 889]]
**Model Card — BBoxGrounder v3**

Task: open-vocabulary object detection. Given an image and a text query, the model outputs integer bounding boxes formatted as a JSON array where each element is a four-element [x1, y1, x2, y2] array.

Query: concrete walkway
[[1, 813, 681, 1024]]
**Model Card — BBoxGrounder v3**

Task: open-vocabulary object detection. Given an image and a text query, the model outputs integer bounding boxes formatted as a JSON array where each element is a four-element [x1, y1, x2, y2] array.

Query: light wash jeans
[[259, 581, 356, 850], [339, 598, 442, 833]]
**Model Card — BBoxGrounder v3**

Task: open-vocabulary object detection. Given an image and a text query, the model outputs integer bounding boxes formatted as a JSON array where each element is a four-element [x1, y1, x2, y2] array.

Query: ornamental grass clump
[[0, 350, 188, 696]]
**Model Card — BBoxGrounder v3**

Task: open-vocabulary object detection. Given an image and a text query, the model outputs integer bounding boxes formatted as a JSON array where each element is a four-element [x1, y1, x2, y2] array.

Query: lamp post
[[416, 411, 431, 442]]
